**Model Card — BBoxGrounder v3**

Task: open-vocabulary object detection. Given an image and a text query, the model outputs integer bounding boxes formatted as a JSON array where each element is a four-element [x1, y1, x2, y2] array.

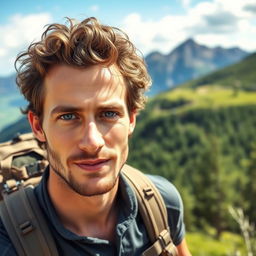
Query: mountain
[[0, 74, 17, 95], [0, 116, 30, 142], [145, 38, 248, 95], [181, 52, 256, 91], [0, 74, 26, 132]]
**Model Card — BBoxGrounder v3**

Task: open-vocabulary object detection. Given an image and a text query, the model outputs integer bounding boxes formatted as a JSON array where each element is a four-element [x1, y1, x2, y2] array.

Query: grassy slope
[[187, 231, 246, 256], [147, 85, 256, 119], [165, 86, 256, 107]]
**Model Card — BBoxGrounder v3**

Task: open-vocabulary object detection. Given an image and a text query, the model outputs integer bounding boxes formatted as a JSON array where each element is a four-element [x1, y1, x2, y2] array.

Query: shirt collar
[[35, 167, 138, 242]]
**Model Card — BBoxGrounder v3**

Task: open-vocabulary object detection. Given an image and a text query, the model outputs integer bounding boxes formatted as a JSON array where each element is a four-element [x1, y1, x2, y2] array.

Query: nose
[[79, 121, 104, 153]]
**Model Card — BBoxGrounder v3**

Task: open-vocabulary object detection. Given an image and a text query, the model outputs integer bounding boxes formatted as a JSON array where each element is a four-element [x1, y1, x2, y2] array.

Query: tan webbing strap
[[0, 185, 58, 256], [122, 165, 178, 256]]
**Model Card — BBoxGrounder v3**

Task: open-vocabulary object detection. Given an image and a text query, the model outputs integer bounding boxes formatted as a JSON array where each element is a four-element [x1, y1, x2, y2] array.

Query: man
[[0, 17, 191, 255]]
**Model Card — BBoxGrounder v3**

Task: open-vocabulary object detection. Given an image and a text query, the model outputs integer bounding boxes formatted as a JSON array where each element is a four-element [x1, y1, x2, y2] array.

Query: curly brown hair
[[15, 17, 151, 120]]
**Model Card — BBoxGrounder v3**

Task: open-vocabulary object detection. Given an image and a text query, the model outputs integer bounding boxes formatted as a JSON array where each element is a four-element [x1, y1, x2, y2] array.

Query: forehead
[[43, 64, 127, 108]]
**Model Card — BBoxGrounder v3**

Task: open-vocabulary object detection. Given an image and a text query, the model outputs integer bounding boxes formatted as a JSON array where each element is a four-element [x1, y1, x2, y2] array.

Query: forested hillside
[[128, 85, 256, 239], [127, 55, 256, 242], [135, 51, 255, 256]]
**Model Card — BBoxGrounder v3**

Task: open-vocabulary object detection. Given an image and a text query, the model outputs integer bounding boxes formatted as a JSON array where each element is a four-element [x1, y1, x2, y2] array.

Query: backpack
[[0, 133, 177, 256]]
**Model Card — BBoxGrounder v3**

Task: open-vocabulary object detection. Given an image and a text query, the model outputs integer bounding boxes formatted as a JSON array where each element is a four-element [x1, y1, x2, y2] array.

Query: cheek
[[44, 126, 74, 161], [43, 118, 77, 144], [105, 124, 129, 148]]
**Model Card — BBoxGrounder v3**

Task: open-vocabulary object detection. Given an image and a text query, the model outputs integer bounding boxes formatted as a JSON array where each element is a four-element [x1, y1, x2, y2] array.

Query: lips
[[74, 159, 110, 171]]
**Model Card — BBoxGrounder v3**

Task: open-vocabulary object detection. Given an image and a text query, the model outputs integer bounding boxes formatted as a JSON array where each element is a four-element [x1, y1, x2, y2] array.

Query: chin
[[69, 173, 119, 197]]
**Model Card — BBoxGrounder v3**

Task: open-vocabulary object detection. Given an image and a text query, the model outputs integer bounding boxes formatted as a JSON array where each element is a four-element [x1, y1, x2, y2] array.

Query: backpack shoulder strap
[[122, 164, 177, 256], [0, 185, 58, 256]]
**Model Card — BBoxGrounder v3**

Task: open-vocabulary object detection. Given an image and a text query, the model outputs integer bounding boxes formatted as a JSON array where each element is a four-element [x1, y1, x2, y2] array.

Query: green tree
[[244, 143, 256, 221], [191, 136, 228, 238]]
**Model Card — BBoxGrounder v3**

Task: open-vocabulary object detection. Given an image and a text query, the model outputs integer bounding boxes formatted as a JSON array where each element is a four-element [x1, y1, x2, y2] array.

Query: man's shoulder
[[145, 174, 183, 213], [145, 174, 185, 245]]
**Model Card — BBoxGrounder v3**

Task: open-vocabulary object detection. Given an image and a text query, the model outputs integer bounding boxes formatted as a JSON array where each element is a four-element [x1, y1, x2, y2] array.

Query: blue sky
[[1, 0, 256, 76], [0, 0, 191, 24]]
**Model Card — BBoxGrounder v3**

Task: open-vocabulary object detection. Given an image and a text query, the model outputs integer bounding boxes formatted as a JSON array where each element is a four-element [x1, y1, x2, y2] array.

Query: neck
[[47, 169, 119, 241]]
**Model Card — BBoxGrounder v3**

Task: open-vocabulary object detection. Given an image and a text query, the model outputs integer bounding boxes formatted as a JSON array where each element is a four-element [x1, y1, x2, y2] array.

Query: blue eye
[[60, 113, 77, 120], [101, 111, 119, 119]]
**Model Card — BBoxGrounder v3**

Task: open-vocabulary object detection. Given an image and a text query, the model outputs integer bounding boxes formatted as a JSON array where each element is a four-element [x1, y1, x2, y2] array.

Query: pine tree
[[244, 143, 256, 221]]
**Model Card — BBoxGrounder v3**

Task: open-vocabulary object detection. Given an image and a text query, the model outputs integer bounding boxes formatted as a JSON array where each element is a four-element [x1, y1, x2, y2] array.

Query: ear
[[27, 111, 46, 142], [128, 111, 136, 136]]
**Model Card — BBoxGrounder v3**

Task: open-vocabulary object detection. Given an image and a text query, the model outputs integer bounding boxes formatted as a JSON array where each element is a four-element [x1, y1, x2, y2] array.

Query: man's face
[[30, 64, 136, 196]]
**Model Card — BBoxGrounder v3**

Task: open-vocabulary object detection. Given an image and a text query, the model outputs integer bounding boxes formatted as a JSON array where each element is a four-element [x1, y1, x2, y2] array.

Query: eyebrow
[[98, 101, 126, 110], [50, 106, 84, 116], [50, 102, 126, 116]]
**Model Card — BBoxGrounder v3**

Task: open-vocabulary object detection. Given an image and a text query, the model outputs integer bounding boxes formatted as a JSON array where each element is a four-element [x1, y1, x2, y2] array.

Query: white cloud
[[0, 13, 52, 76], [121, 0, 256, 56], [122, 13, 188, 55], [181, 0, 191, 9], [0, 48, 7, 57], [89, 5, 99, 12]]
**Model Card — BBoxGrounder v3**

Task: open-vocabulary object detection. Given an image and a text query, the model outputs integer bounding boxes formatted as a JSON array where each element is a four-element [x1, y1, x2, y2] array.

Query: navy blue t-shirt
[[0, 168, 185, 255]]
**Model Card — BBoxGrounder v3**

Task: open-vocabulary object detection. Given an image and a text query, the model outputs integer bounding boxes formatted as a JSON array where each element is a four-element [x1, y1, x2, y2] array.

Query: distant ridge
[[0, 116, 30, 142], [0, 74, 17, 95], [145, 38, 248, 95], [181, 52, 256, 91]]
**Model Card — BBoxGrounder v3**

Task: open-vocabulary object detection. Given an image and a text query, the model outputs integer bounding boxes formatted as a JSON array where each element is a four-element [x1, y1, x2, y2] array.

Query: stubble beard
[[45, 142, 120, 197]]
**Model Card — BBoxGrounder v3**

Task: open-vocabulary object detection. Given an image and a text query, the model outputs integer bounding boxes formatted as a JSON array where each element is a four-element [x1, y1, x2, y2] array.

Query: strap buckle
[[3, 180, 23, 195], [143, 186, 154, 197], [19, 220, 34, 235], [159, 230, 178, 256]]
